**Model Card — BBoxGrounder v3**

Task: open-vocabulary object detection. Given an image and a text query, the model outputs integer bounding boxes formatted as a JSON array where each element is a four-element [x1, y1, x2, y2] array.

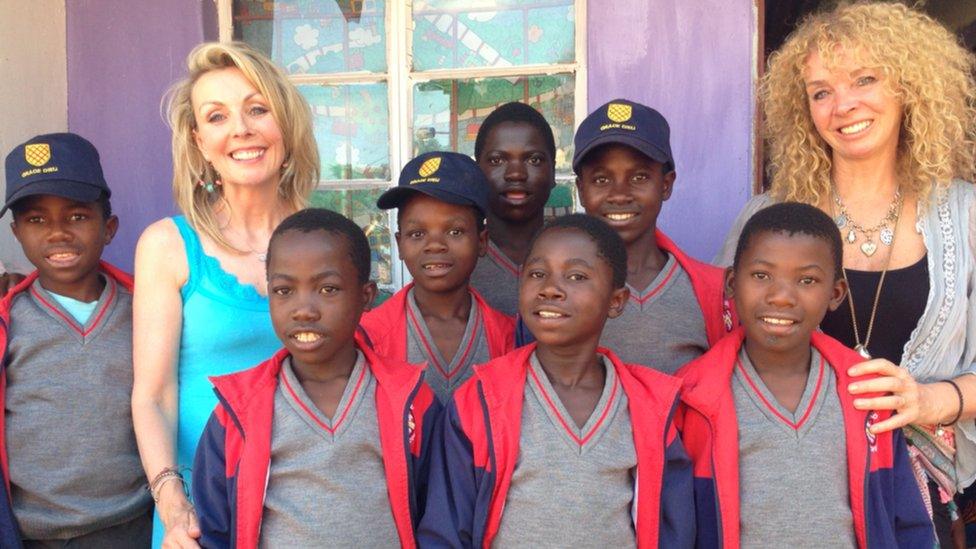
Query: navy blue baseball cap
[[572, 99, 674, 174], [3, 133, 111, 217], [377, 151, 489, 217]]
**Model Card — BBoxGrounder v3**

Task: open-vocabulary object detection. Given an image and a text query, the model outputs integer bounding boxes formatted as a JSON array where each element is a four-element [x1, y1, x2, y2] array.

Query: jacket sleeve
[[660, 419, 697, 548], [417, 400, 479, 549], [192, 408, 233, 549], [890, 427, 935, 548]]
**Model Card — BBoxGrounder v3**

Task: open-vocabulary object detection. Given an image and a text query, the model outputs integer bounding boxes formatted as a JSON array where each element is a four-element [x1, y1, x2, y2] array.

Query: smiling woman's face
[[191, 67, 286, 189], [803, 49, 903, 165]]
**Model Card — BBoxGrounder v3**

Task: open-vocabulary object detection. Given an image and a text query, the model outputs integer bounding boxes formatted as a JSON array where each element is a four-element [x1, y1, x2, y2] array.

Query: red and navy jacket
[[516, 229, 734, 346], [360, 282, 515, 362], [0, 261, 133, 549], [675, 329, 933, 548], [191, 341, 442, 549], [418, 344, 695, 548]]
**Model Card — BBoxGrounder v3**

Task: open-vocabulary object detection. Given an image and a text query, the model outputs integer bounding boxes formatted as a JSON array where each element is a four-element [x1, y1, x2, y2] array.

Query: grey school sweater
[[4, 275, 150, 540]]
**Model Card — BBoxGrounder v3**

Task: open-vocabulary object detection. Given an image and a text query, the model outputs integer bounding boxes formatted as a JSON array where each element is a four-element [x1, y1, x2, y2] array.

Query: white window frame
[[218, 0, 587, 289]]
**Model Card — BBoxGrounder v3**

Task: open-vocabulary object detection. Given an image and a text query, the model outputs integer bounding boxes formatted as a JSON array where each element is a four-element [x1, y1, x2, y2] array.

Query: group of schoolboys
[[0, 99, 932, 548]]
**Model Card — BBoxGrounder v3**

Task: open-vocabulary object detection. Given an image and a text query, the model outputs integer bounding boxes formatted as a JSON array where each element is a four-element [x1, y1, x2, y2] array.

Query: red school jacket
[[359, 283, 515, 362], [417, 344, 695, 548], [0, 262, 133, 549], [675, 328, 933, 548], [191, 341, 442, 549]]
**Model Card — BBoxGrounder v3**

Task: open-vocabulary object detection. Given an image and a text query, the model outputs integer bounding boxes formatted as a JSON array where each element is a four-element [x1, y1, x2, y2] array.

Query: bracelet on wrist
[[936, 379, 964, 436]]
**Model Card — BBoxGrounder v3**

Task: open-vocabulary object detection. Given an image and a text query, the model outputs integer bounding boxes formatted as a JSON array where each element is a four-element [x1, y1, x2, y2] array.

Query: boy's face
[[267, 229, 377, 372], [395, 193, 487, 295], [727, 231, 846, 358], [520, 228, 628, 348], [478, 121, 555, 223], [10, 194, 117, 299], [576, 145, 675, 246]]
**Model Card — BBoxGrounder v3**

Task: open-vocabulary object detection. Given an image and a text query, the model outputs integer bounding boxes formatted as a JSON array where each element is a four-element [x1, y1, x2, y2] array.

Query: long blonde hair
[[164, 42, 319, 249], [761, 1, 976, 204]]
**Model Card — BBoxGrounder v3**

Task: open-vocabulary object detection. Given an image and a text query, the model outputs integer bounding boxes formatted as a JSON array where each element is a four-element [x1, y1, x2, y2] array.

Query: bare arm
[[131, 219, 200, 547]]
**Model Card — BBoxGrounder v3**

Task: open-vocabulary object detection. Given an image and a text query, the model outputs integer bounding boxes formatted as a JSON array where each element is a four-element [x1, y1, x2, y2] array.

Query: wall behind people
[[0, 0, 68, 273], [66, 0, 217, 271], [587, 0, 755, 260]]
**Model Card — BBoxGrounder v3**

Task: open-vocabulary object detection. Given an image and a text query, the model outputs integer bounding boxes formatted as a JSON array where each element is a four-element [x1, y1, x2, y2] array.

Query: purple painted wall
[[587, 0, 756, 261], [66, 0, 216, 270]]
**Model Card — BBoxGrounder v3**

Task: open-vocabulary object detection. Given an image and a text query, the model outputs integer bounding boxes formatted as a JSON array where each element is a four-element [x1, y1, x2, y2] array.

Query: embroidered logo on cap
[[24, 144, 51, 167], [418, 156, 441, 178], [607, 103, 633, 123]]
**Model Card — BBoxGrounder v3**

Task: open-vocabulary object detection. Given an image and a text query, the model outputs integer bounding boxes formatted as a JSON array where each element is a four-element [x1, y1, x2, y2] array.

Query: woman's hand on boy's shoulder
[[846, 358, 922, 433]]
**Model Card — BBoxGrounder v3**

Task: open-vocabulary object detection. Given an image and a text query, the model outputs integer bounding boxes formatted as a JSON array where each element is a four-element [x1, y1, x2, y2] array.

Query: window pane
[[412, 0, 575, 70], [310, 187, 393, 286], [300, 83, 391, 182], [233, 0, 387, 74], [412, 74, 575, 174]]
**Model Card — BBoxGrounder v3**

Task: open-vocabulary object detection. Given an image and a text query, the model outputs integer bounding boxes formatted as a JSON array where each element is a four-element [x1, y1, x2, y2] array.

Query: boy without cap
[[0, 133, 151, 547], [420, 214, 694, 547], [571, 98, 732, 373], [360, 151, 514, 402], [192, 209, 441, 547], [676, 202, 931, 547], [470, 102, 557, 316]]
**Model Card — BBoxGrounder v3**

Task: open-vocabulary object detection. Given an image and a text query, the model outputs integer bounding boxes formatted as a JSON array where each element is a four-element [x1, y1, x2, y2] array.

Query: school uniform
[[359, 283, 515, 402], [192, 342, 441, 549], [0, 263, 151, 548], [675, 328, 933, 548], [418, 344, 695, 548], [469, 239, 520, 317]]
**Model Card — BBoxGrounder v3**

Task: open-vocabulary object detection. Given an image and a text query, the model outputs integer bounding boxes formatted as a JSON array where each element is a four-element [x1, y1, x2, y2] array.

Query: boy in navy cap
[[0, 133, 151, 546], [570, 99, 732, 374], [360, 151, 515, 402]]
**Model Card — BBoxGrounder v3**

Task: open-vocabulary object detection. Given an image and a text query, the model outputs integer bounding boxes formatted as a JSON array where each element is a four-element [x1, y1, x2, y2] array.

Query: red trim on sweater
[[29, 278, 117, 337], [280, 361, 367, 435], [629, 260, 679, 305], [405, 301, 482, 379], [734, 355, 825, 430], [487, 240, 519, 277], [526, 364, 620, 446]]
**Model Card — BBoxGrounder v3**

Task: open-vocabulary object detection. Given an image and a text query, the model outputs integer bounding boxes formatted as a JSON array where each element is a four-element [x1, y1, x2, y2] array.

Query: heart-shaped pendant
[[861, 240, 877, 256]]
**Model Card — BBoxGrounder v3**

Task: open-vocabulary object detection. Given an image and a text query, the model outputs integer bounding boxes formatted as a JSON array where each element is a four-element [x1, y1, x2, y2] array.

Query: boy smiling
[[573, 99, 731, 373], [0, 133, 151, 546], [360, 152, 514, 402], [192, 209, 440, 548], [420, 214, 694, 548], [676, 202, 931, 547]]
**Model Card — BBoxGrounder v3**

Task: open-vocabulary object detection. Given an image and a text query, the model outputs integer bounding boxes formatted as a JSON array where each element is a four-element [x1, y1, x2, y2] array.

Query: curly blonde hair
[[164, 42, 319, 250], [761, 1, 976, 204]]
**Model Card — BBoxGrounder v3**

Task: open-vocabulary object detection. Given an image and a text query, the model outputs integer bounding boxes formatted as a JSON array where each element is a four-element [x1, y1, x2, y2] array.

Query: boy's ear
[[827, 273, 848, 312], [661, 169, 676, 201], [103, 215, 120, 245], [607, 285, 630, 319], [477, 224, 488, 257], [723, 265, 736, 300], [361, 280, 378, 311]]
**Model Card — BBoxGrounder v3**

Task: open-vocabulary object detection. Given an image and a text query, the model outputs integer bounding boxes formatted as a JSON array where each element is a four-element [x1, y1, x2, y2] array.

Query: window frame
[[218, 0, 588, 288]]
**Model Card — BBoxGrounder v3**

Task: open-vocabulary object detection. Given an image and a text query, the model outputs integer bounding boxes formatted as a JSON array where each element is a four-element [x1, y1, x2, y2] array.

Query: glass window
[[229, 0, 583, 290]]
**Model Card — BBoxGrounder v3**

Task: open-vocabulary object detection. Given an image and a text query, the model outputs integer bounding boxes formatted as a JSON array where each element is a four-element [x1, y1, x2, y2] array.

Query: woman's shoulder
[[135, 217, 190, 282], [137, 217, 184, 252]]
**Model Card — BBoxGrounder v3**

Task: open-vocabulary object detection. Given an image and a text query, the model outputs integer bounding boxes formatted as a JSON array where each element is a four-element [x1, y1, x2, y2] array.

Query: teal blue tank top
[[153, 216, 281, 545]]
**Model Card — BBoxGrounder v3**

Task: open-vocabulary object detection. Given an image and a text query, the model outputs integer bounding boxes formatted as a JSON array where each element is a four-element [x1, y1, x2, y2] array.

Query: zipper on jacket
[[705, 414, 723, 549], [862, 417, 871, 548]]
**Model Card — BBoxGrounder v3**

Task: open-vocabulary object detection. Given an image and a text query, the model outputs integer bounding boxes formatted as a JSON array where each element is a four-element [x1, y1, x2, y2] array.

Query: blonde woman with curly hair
[[717, 2, 976, 543], [131, 42, 318, 547]]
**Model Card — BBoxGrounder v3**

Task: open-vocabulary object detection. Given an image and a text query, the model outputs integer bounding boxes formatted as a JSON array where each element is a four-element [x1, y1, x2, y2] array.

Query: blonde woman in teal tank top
[[132, 43, 318, 548]]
